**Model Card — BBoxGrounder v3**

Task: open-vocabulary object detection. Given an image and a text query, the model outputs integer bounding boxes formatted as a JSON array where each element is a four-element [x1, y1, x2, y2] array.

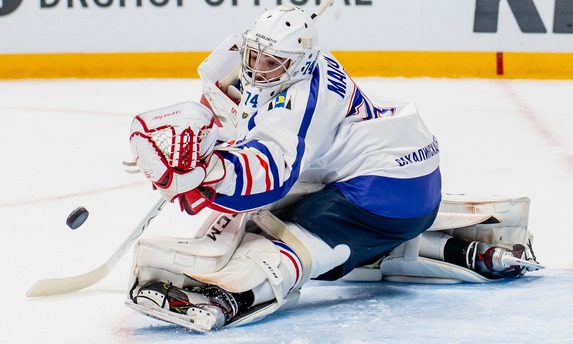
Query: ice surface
[[1, 78, 572, 343]]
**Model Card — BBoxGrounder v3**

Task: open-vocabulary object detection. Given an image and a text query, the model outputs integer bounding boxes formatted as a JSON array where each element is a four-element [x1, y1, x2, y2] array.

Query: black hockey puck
[[66, 206, 89, 230]]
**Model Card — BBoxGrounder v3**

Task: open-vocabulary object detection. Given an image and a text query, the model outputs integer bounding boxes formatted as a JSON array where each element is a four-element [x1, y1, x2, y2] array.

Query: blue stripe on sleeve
[[247, 111, 258, 131], [241, 140, 281, 190], [216, 151, 245, 196], [213, 67, 321, 212], [297, 67, 320, 139]]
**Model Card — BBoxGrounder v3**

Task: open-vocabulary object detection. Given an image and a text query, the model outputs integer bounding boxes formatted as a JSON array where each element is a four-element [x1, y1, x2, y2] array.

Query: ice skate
[[466, 241, 544, 278], [131, 281, 238, 331]]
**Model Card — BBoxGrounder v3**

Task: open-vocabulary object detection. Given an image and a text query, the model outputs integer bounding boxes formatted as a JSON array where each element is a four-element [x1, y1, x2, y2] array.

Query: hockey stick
[[26, 198, 167, 297], [26, 0, 335, 299], [311, 0, 334, 19]]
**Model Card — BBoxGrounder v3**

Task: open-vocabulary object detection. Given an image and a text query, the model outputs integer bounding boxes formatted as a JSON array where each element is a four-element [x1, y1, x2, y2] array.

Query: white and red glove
[[129, 101, 224, 215]]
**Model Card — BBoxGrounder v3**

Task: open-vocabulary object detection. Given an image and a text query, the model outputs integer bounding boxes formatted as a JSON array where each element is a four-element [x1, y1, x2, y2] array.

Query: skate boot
[[466, 241, 544, 278], [133, 281, 239, 331]]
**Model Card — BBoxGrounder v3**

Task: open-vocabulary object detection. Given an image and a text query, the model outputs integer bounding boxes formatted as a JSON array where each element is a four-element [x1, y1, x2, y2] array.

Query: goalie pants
[[280, 188, 439, 280]]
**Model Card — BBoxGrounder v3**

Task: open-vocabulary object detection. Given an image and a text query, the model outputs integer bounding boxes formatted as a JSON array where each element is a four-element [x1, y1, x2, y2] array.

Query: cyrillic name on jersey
[[324, 55, 347, 99], [395, 136, 440, 167]]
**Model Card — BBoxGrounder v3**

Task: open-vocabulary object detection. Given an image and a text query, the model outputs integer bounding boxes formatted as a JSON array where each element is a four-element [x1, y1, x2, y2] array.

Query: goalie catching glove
[[129, 101, 224, 214]]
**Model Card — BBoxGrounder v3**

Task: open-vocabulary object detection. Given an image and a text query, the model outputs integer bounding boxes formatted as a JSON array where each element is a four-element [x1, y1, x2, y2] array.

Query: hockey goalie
[[125, 4, 543, 332]]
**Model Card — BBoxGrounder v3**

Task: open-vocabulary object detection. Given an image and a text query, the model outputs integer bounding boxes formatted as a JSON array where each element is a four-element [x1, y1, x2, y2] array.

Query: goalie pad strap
[[245, 249, 287, 308], [427, 213, 500, 231], [250, 210, 313, 289]]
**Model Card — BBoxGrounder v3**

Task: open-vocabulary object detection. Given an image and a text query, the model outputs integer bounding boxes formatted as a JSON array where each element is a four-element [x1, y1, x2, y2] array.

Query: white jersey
[[200, 36, 441, 219]]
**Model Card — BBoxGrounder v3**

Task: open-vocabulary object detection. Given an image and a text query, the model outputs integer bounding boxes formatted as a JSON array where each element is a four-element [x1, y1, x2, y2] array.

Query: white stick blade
[[26, 265, 109, 297]]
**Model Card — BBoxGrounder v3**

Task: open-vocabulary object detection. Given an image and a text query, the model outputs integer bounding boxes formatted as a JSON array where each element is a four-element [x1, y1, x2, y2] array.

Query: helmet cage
[[240, 35, 308, 89]]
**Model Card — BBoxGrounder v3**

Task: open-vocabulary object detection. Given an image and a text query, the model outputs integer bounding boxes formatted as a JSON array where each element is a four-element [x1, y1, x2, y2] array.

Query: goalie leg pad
[[419, 231, 452, 261], [184, 231, 299, 327], [128, 208, 349, 329], [185, 212, 350, 328], [251, 210, 351, 287], [185, 232, 285, 295], [128, 212, 247, 291], [346, 194, 542, 284]]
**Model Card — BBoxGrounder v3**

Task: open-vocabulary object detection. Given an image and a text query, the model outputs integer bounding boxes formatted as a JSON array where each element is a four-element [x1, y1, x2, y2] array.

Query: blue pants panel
[[280, 188, 439, 280]]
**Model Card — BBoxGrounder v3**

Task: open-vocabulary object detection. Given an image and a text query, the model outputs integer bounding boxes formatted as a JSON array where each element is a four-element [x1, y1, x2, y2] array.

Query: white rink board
[[1, 0, 572, 54]]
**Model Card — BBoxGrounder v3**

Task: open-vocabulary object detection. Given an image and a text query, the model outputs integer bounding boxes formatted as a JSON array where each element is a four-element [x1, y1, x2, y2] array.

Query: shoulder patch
[[267, 89, 295, 111]]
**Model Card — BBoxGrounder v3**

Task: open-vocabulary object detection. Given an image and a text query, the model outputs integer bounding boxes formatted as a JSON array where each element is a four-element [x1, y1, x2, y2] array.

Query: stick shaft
[[311, 0, 334, 19], [26, 198, 167, 297]]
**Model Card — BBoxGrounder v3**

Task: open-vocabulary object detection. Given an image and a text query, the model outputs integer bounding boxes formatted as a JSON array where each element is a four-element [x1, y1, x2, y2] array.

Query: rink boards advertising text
[[0, 0, 572, 79]]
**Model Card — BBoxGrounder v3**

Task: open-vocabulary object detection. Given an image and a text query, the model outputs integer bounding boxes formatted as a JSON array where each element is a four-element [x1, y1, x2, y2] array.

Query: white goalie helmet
[[240, 5, 320, 91]]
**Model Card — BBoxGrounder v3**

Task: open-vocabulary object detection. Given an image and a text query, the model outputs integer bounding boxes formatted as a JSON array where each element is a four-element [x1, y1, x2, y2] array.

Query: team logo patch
[[268, 90, 294, 111]]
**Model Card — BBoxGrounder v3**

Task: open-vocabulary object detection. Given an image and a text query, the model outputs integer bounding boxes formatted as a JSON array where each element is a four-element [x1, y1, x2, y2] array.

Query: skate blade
[[502, 255, 546, 271], [125, 301, 213, 333]]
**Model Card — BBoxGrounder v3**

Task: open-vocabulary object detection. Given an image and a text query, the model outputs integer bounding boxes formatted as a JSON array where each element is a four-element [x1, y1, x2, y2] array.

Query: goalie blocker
[[125, 193, 543, 331]]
